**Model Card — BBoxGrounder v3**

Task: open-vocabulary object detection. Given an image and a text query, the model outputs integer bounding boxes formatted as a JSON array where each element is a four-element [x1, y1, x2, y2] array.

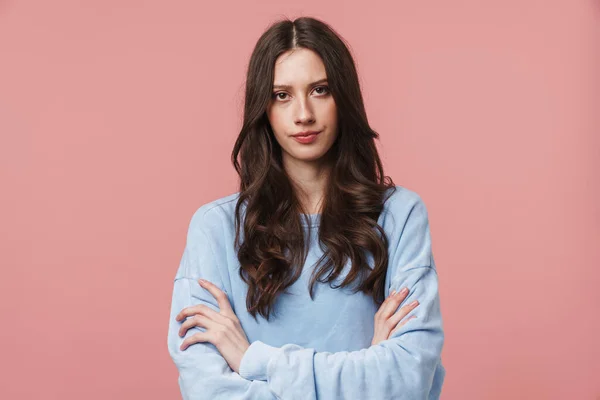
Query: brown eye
[[273, 92, 288, 100], [314, 86, 330, 95]]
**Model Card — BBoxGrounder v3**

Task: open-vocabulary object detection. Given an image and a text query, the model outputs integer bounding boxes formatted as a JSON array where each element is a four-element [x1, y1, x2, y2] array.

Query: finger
[[176, 304, 209, 321], [379, 288, 409, 319], [176, 304, 229, 325], [180, 314, 219, 337], [198, 279, 236, 317], [389, 315, 417, 338], [176, 304, 207, 321], [387, 300, 420, 328], [180, 331, 211, 351], [178, 309, 229, 337], [376, 288, 402, 316]]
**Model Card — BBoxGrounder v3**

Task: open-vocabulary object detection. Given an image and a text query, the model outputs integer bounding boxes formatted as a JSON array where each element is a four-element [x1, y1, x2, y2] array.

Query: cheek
[[323, 102, 338, 129], [267, 108, 286, 137], [321, 100, 336, 120]]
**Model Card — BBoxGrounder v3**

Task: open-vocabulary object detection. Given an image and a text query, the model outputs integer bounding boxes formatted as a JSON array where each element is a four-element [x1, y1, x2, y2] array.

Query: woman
[[167, 16, 445, 399]]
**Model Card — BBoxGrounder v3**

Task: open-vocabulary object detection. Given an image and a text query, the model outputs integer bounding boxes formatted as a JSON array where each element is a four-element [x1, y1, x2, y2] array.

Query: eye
[[314, 85, 330, 95], [273, 92, 288, 100], [272, 86, 330, 101]]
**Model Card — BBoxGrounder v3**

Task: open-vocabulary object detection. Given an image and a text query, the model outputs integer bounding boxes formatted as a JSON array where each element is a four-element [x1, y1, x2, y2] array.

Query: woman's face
[[266, 48, 338, 166]]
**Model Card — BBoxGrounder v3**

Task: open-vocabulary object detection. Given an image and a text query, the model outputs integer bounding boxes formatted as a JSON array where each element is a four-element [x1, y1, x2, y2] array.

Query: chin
[[290, 149, 331, 163]]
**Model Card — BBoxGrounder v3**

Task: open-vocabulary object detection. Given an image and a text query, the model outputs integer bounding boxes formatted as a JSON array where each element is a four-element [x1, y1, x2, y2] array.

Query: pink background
[[1, 1, 598, 399]]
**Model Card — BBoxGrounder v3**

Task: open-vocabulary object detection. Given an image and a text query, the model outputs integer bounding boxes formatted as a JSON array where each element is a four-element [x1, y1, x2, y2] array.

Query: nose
[[294, 97, 315, 125]]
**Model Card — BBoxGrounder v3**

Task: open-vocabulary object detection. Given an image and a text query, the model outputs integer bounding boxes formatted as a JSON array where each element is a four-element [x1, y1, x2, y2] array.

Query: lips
[[292, 130, 321, 137], [292, 131, 320, 144]]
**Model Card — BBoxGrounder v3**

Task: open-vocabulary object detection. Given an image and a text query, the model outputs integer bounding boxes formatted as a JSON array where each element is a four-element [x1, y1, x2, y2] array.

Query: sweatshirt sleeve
[[237, 196, 445, 400], [167, 208, 279, 400]]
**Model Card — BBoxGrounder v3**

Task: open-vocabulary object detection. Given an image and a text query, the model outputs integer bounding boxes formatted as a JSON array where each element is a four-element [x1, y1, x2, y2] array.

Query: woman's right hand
[[371, 287, 419, 346]]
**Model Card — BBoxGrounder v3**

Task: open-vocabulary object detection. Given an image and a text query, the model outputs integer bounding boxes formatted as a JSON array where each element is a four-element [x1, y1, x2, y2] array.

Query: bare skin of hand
[[175, 279, 249, 374], [371, 287, 419, 346]]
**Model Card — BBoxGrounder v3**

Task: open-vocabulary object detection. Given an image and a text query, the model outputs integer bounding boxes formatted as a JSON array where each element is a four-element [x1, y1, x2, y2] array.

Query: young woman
[[167, 16, 445, 399]]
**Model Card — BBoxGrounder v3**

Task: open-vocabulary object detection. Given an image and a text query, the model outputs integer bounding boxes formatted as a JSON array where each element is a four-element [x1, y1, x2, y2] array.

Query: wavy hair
[[231, 16, 397, 321]]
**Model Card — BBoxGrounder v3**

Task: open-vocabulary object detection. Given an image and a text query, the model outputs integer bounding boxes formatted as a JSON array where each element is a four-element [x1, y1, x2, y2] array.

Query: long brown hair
[[231, 16, 397, 321]]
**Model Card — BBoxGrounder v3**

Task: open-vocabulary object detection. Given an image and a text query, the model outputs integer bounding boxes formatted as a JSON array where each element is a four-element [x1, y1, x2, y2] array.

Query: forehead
[[273, 48, 327, 86]]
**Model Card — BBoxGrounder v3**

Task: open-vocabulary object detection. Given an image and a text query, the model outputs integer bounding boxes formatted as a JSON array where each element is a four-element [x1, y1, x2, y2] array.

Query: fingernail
[[399, 287, 408, 295], [390, 290, 397, 296], [410, 300, 419, 306]]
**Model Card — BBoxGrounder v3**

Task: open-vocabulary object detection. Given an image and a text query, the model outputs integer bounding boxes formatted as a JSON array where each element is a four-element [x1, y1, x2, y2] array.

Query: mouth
[[291, 130, 321, 144], [291, 130, 322, 138]]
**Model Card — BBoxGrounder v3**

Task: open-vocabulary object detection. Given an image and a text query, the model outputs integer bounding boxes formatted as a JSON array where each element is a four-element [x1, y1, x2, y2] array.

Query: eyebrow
[[273, 78, 328, 90]]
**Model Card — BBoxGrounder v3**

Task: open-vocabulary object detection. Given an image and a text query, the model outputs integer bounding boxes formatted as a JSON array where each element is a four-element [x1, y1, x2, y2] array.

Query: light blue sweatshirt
[[167, 185, 446, 399]]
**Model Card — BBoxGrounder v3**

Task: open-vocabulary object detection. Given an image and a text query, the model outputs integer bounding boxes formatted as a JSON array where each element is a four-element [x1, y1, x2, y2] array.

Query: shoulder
[[187, 191, 240, 235], [383, 185, 425, 210], [177, 193, 240, 282], [380, 185, 430, 231]]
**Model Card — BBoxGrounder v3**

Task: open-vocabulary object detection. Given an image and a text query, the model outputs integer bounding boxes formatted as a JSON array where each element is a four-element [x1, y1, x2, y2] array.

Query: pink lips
[[292, 131, 321, 144]]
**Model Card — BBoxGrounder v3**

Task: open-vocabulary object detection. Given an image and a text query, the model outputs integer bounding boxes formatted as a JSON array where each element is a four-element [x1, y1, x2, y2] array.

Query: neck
[[283, 156, 332, 215]]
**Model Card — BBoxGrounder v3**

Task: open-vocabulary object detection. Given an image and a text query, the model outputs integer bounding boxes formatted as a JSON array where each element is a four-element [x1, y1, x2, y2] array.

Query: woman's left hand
[[175, 279, 250, 374]]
